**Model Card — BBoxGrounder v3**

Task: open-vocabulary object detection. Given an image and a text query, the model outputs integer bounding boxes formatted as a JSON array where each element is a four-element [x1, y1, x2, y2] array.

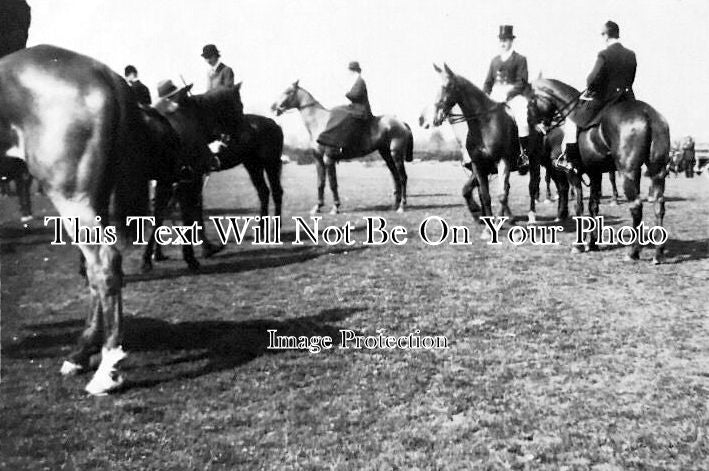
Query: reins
[[537, 88, 587, 132]]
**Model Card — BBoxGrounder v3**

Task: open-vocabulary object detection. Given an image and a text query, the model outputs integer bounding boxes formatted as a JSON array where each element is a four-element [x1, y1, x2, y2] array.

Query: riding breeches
[[490, 86, 529, 138], [562, 119, 577, 146]]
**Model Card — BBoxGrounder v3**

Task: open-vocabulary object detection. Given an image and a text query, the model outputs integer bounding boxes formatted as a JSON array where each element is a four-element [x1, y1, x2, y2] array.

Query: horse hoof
[[652, 256, 663, 265], [140, 262, 153, 274], [85, 372, 124, 396], [480, 230, 491, 241], [610, 200, 619, 206], [20, 215, 33, 223], [310, 205, 322, 215], [553, 217, 562, 223], [329, 206, 339, 215], [586, 245, 600, 252], [396, 206, 405, 214], [60, 360, 84, 376], [527, 212, 537, 225], [624, 253, 640, 262], [543, 199, 553, 205], [154, 253, 169, 262], [571, 245, 584, 254]]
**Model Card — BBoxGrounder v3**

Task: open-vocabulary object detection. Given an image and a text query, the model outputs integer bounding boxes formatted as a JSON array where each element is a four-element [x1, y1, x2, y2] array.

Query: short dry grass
[[1, 160, 708, 470]]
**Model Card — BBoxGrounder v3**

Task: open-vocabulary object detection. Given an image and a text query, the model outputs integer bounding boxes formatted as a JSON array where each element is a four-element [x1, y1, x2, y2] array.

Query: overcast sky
[[27, 0, 709, 144]]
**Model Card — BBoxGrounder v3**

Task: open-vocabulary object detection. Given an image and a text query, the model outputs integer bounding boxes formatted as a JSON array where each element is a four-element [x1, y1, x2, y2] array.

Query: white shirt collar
[[500, 48, 515, 62], [606, 39, 620, 48], [210, 61, 222, 73]]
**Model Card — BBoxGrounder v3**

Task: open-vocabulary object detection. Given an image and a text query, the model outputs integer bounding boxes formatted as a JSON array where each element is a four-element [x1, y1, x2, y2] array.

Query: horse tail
[[643, 106, 671, 177], [403, 122, 414, 162]]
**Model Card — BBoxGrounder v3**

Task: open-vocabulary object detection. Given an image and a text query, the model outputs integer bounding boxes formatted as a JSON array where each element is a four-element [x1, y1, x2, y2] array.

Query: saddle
[[574, 90, 633, 130]]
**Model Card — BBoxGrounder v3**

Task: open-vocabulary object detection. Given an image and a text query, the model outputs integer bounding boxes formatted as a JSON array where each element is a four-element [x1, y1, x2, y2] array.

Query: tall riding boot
[[517, 136, 530, 175]]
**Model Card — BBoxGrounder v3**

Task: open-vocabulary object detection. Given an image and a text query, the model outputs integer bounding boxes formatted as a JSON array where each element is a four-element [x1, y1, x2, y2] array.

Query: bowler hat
[[201, 44, 220, 58], [498, 25, 515, 40], [348, 61, 361, 72], [157, 79, 193, 99]]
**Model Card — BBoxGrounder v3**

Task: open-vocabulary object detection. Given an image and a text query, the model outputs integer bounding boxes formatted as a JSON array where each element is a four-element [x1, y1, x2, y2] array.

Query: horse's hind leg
[[311, 153, 325, 214], [392, 148, 408, 213], [609, 170, 619, 205], [586, 171, 602, 252], [622, 169, 643, 261], [52, 197, 126, 394], [551, 170, 570, 221], [545, 169, 553, 202], [324, 156, 340, 214], [17, 169, 33, 222], [379, 149, 402, 212], [245, 161, 270, 217], [265, 158, 284, 217], [650, 175, 666, 264]]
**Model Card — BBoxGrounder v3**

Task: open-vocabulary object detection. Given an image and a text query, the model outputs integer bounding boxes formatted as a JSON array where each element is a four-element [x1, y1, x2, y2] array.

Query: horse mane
[[453, 74, 496, 108], [534, 78, 580, 104], [295, 85, 326, 110]]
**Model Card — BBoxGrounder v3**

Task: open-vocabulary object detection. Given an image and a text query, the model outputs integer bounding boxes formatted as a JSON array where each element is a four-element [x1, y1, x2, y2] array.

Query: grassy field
[[1, 161, 708, 470]]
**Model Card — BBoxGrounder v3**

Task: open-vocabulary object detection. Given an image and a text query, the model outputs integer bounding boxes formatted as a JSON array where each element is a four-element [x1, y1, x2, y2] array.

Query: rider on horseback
[[555, 20, 637, 174], [483, 25, 531, 174], [316, 61, 373, 154]]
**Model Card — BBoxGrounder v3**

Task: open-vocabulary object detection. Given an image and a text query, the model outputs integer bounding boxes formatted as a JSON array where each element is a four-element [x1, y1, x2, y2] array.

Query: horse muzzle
[[271, 103, 285, 116]]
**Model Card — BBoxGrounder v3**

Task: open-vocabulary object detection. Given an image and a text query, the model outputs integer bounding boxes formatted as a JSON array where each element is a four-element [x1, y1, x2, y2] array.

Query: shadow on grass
[[7, 306, 365, 391], [665, 238, 709, 263], [129, 244, 368, 283], [352, 202, 460, 212]]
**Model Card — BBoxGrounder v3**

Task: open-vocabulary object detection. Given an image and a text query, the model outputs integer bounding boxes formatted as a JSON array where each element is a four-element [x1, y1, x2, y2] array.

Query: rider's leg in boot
[[517, 136, 530, 175]]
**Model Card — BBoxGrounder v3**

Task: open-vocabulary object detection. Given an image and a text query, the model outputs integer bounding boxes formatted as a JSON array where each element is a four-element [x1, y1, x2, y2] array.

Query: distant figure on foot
[[124, 65, 152, 106]]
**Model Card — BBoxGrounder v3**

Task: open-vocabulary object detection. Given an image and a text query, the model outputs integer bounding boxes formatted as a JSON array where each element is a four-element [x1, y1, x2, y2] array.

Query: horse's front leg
[[471, 163, 493, 239], [497, 158, 512, 220], [141, 180, 173, 273], [551, 170, 570, 221], [174, 179, 201, 271], [586, 171, 602, 252], [393, 149, 408, 213], [527, 156, 540, 224], [17, 169, 33, 222], [311, 152, 326, 214], [324, 154, 340, 214], [462, 175, 481, 218]]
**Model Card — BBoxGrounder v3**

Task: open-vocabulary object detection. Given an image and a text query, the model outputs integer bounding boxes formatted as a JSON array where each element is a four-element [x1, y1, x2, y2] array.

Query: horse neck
[[455, 78, 496, 120], [295, 89, 328, 138], [545, 81, 579, 109]]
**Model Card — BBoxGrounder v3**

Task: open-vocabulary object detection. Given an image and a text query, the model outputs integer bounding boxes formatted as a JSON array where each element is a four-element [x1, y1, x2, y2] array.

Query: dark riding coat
[[587, 42, 636, 102], [128, 80, 152, 106], [574, 42, 637, 127], [483, 51, 529, 100], [345, 75, 372, 119]]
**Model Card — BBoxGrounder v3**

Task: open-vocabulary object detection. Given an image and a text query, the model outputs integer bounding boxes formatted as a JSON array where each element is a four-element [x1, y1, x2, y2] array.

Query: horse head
[[271, 80, 305, 116], [431, 63, 460, 126]]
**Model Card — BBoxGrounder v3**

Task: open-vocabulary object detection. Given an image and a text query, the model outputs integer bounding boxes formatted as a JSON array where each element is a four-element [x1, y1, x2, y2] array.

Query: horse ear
[[433, 63, 442, 73], [235, 81, 243, 91], [293, 79, 300, 88], [443, 63, 454, 77], [537, 71, 543, 80]]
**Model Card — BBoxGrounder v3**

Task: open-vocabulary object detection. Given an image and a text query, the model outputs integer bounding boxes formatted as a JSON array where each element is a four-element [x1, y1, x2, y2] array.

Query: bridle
[[435, 82, 501, 125], [532, 88, 587, 132], [275, 86, 318, 113]]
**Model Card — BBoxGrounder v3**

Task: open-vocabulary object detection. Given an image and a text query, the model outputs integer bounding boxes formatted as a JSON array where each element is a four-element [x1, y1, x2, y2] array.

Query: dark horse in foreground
[[272, 81, 413, 214], [531, 78, 670, 263], [0, 45, 244, 394], [427, 64, 559, 230]]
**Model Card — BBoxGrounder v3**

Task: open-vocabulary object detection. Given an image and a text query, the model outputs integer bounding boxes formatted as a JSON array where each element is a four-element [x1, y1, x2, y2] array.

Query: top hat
[[201, 44, 220, 58], [157, 79, 193, 99], [498, 25, 515, 40], [348, 61, 362, 72]]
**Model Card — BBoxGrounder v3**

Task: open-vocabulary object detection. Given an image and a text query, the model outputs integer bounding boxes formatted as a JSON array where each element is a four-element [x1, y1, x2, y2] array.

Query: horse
[[272, 80, 413, 214], [427, 63, 554, 228], [141, 112, 284, 272], [0, 45, 244, 395], [531, 78, 670, 263], [0, 156, 33, 221]]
